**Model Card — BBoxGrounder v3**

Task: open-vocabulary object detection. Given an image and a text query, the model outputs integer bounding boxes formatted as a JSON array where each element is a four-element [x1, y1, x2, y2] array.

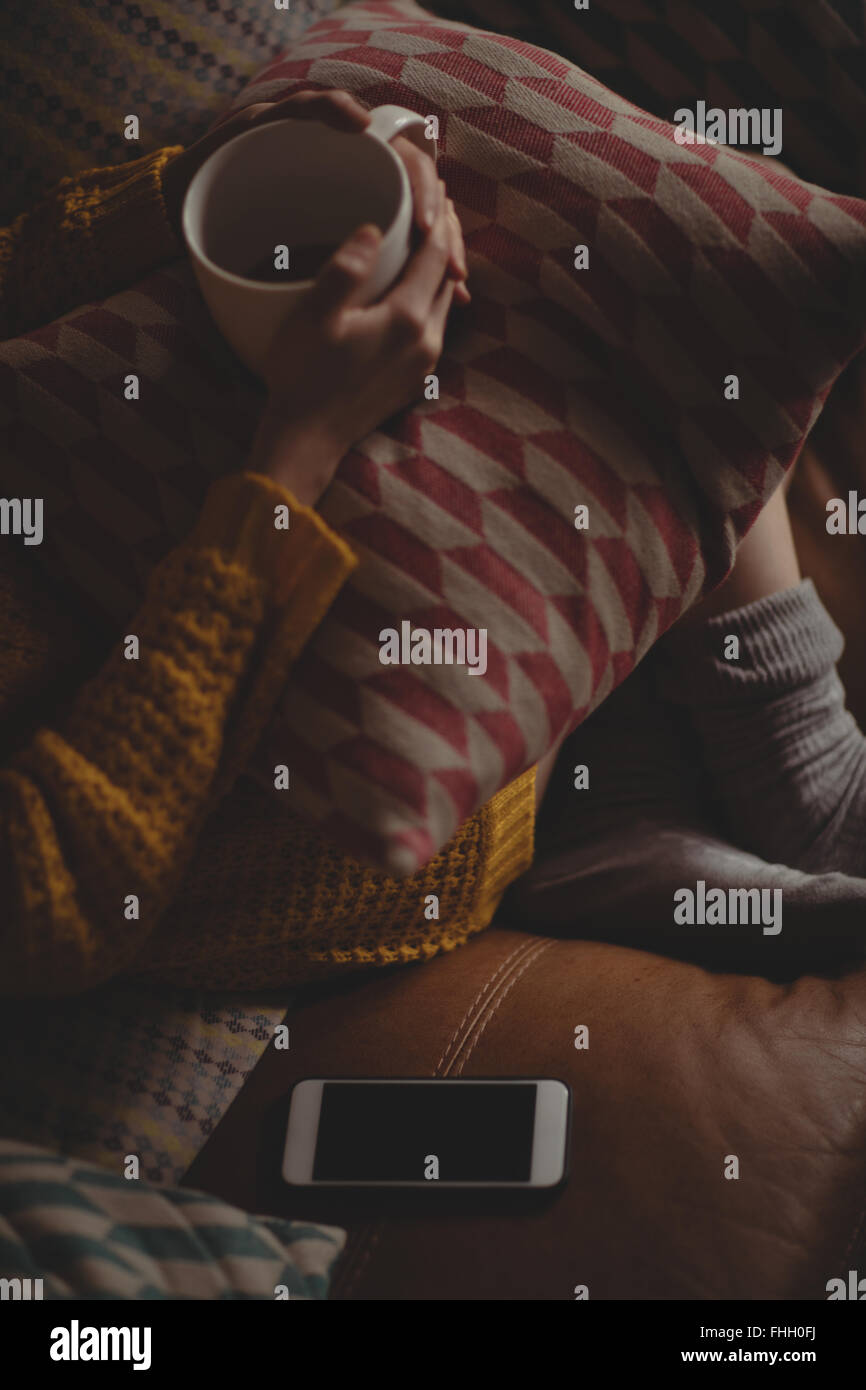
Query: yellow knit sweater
[[0, 148, 536, 997]]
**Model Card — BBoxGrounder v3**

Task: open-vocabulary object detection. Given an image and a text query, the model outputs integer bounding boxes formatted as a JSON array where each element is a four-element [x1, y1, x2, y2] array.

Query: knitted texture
[[0, 0, 345, 222], [656, 579, 866, 874], [656, 578, 846, 701], [5, 1, 866, 878], [143, 766, 536, 988], [0, 151, 536, 994], [234, 0, 866, 872], [0, 147, 181, 339], [0, 471, 534, 994]]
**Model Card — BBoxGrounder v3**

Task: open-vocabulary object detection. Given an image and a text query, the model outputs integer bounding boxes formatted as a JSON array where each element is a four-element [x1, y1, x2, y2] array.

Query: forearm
[[0, 147, 183, 337], [0, 472, 356, 996]]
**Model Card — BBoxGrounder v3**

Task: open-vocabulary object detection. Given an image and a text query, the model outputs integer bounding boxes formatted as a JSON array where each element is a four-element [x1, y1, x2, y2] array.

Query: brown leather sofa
[[186, 927, 866, 1299], [168, 0, 866, 1303], [184, 354, 866, 1301], [3, 0, 862, 1304]]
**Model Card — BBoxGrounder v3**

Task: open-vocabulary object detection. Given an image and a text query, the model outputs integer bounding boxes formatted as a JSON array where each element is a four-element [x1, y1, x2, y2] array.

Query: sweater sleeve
[[0, 147, 183, 337], [0, 471, 357, 997]]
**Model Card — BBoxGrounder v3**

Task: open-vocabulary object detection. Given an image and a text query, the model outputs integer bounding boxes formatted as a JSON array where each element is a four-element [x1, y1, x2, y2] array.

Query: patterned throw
[[0, 983, 290, 1186], [0, 1140, 345, 1300], [0, 0, 346, 222], [430, 0, 866, 197], [227, 0, 866, 870], [3, 0, 866, 874]]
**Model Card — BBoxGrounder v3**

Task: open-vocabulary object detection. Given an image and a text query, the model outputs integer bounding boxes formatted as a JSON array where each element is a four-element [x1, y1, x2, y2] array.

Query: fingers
[[249, 88, 371, 133], [306, 223, 383, 317], [392, 138, 467, 286], [393, 135, 440, 232], [445, 198, 468, 288], [413, 276, 458, 374], [428, 276, 458, 340], [386, 192, 454, 321]]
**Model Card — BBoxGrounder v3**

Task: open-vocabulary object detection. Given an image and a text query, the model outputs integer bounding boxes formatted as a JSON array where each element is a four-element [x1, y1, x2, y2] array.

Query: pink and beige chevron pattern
[[239, 0, 866, 870], [3, 0, 866, 873], [430, 0, 866, 198]]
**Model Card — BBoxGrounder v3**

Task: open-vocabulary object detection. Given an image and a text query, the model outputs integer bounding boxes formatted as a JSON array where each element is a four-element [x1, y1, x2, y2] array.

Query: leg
[[538, 485, 802, 845], [678, 481, 801, 627], [535, 653, 713, 859], [657, 486, 866, 875]]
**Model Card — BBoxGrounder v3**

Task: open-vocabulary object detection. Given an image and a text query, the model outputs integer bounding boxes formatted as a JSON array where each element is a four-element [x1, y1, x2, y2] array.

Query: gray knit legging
[[523, 580, 866, 957], [656, 579, 866, 878], [544, 579, 866, 881]]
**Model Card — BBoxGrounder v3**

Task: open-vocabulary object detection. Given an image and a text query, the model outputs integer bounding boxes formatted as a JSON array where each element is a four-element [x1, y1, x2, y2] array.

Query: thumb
[[307, 223, 382, 315]]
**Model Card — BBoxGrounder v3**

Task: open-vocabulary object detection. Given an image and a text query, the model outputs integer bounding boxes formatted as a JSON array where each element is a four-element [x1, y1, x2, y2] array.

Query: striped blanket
[[0, 1139, 344, 1300]]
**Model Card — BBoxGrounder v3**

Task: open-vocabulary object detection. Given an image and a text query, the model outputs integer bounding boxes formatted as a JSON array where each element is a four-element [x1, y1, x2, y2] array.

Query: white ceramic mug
[[182, 105, 435, 375]]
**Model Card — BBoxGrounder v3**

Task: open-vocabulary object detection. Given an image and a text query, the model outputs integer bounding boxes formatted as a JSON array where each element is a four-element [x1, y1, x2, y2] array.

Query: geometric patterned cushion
[[4, 0, 866, 874], [0, 1140, 345, 1300], [0, 272, 262, 619], [0, 0, 345, 223], [235, 0, 866, 871], [429, 0, 866, 197]]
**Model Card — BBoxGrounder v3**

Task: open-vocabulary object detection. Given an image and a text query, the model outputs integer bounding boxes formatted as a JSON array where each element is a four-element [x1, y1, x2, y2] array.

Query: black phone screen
[[312, 1081, 537, 1182]]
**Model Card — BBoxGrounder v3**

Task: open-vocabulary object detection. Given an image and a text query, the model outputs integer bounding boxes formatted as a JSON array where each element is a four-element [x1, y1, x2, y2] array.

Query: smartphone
[[281, 1077, 571, 1189]]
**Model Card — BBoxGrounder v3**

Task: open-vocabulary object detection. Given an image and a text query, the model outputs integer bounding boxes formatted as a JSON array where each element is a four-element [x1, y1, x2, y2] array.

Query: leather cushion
[[184, 925, 866, 1299]]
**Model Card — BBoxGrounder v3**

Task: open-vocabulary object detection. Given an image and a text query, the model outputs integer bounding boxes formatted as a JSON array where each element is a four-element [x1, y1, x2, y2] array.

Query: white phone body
[[282, 1077, 570, 1189]]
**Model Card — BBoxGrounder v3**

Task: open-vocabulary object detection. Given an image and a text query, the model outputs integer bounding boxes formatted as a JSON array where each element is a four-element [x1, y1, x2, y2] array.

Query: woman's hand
[[249, 178, 466, 506], [161, 89, 371, 234], [162, 88, 467, 285], [391, 133, 469, 295]]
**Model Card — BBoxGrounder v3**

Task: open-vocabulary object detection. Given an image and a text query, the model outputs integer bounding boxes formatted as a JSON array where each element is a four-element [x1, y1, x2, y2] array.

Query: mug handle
[[363, 104, 437, 162]]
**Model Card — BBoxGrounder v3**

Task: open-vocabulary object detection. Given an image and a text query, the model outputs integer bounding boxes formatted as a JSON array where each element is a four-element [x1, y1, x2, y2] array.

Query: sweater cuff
[[655, 579, 844, 705], [188, 472, 357, 605], [74, 146, 184, 288]]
